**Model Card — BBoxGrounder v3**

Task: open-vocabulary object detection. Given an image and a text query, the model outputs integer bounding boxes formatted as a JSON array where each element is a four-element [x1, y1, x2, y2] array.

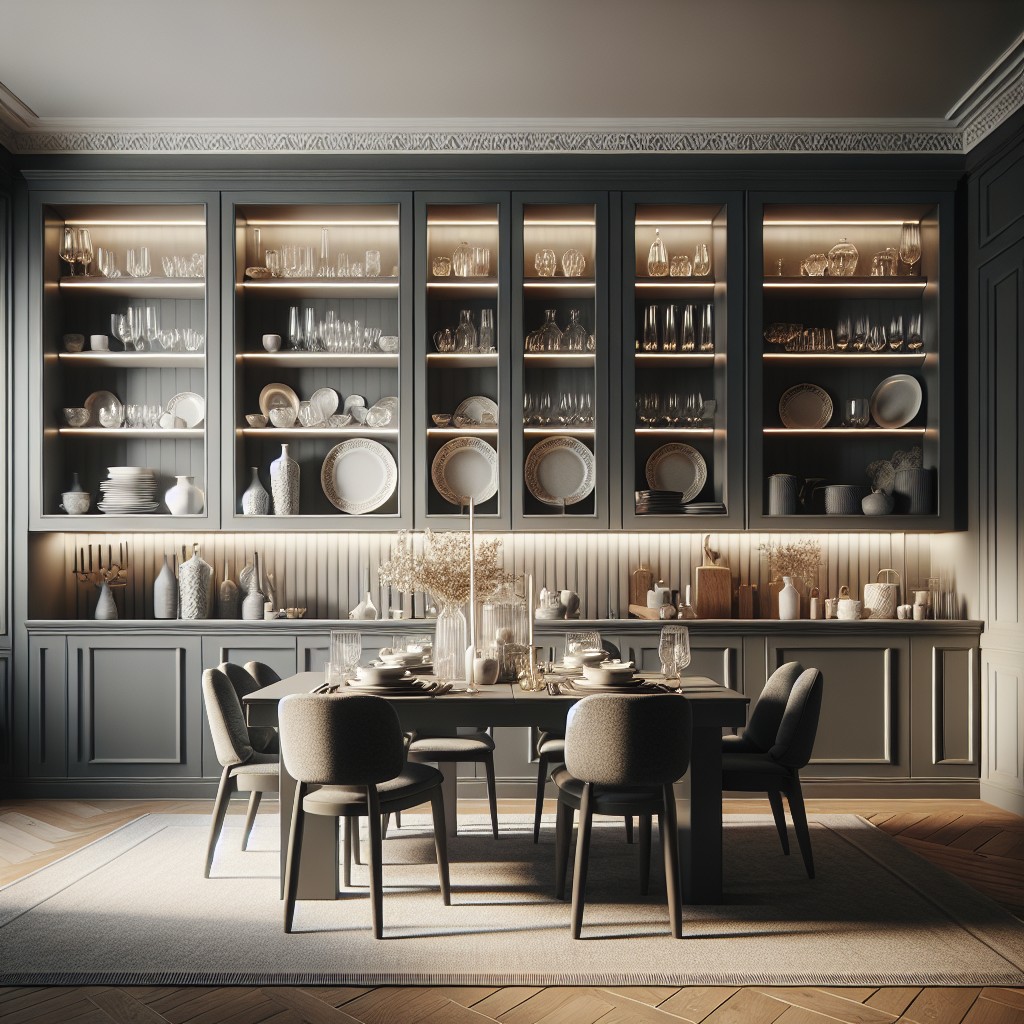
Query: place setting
[[319, 629, 452, 697]]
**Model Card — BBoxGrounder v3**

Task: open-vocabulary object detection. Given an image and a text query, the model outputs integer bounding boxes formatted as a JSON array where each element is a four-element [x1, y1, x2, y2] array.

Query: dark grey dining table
[[244, 672, 749, 903]]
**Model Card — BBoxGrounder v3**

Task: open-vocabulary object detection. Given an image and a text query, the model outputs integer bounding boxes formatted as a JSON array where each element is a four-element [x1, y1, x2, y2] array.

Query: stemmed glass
[[658, 625, 691, 685], [142, 307, 161, 351], [75, 229, 93, 276], [906, 313, 924, 351], [899, 222, 921, 276], [59, 227, 77, 276], [565, 631, 601, 658]]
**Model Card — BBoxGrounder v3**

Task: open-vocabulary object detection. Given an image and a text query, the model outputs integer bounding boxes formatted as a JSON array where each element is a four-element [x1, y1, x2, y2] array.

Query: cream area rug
[[0, 813, 1022, 986]]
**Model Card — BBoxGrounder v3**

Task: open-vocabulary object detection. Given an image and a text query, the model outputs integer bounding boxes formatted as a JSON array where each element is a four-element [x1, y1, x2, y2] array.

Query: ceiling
[[0, 0, 1022, 150]]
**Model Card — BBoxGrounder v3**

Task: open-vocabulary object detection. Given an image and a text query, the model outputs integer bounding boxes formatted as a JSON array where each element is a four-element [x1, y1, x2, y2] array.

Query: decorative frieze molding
[[950, 33, 1024, 151]]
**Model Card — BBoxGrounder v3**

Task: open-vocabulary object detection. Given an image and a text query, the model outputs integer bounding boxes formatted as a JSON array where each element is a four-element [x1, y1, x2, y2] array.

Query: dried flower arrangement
[[378, 530, 513, 605], [759, 538, 822, 581]]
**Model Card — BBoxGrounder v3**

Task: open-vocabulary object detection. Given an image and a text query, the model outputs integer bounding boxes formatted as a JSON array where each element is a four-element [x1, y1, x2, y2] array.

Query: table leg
[[676, 724, 724, 903], [278, 754, 339, 900]]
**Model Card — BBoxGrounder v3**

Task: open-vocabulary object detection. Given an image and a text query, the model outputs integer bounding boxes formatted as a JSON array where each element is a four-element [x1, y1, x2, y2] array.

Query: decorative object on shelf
[[269, 407, 297, 428], [240, 552, 264, 621], [870, 248, 899, 276], [809, 587, 822, 619], [245, 413, 268, 429], [695, 533, 732, 619], [561, 248, 585, 277], [534, 248, 557, 277], [164, 475, 205, 516], [431, 436, 498, 506], [166, 392, 205, 429], [844, 398, 871, 427], [83, 390, 122, 428], [863, 569, 901, 620], [433, 328, 454, 352], [670, 254, 692, 277], [452, 241, 474, 277], [479, 309, 495, 352], [647, 229, 668, 277], [217, 560, 239, 619], [738, 583, 758, 619], [89, 333, 109, 351], [759, 540, 821, 615], [870, 374, 923, 428], [692, 242, 711, 277], [768, 473, 800, 516], [893, 466, 934, 515], [178, 544, 212, 620], [836, 586, 863, 620], [454, 309, 477, 351], [297, 401, 323, 428], [262, 333, 281, 353], [899, 222, 922, 276], [153, 554, 178, 619], [778, 577, 801, 620], [321, 438, 397, 514], [259, 382, 300, 420], [62, 333, 85, 353], [270, 443, 300, 515], [60, 490, 91, 514], [557, 308, 587, 353], [862, 490, 895, 515], [432, 255, 451, 277], [645, 443, 707, 502], [646, 579, 673, 610], [241, 467, 270, 516], [824, 483, 867, 515], [779, 383, 833, 429], [95, 581, 117, 620], [560, 589, 581, 619], [800, 253, 828, 277], [524, 436, 596, 507], [379, 334, 400, 353], [827, 238, 859, 276], [349, 572, 379, 621], [629, 565, 654, 607]]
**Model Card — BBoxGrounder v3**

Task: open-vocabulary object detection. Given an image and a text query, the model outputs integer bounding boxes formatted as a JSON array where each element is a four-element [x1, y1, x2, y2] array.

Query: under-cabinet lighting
[[763, 427, 927, 435], [53, 427, 202, 437], [763, 220, 919, 227], [634, 219, 714, 226], [62, 219, 206, 227], [635, 428, 714, 435], [426, 281, 498, 289], [428, 220, 500, 227], [635, 281, 715, 288], [523, 353, 594, 360], [763, 281, 925, 289], [59, 279, 202, 289], [428, 428, 499, 436], [238, 427, 400, 437], [238, 280, 399, 289], [763, 353, 927, 360], [242, 220, 400, 227], [522, 220, 595, 227], [634, 353, 716, 360], [522, 281, 595, 289], [523, 427, 596, 435]]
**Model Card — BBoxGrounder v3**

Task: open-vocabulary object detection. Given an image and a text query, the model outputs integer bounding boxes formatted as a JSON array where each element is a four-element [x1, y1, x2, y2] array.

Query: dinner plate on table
[[645, 444, 707, 502], [431, 436, 498, 506], [321, 438, 398, 514]]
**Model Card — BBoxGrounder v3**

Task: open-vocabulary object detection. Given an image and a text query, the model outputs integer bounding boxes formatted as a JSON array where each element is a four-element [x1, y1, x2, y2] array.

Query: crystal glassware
[[478, 308, 495, 352], [537, 309, 562, 352], [432, 255, 451, 277], [907, 313, 924, 351], [681, 304, 695, 352], [669, 254, 692, 277], [699, 304, 714, 352], [264, 249, 281, 277], [127, 246, 151, 278], [801, 253, 828, 276], [899, 222, 922, 276], [888, 315, 904, 351], [59, 227, 77, 276], [647, 229, 668, 277], [844, 399, 870, 427], [454, 309, 478, 351], [642, 305, 658, 352], [562, 309, 588, 352], [534, 248, 557, 277], [692, 242, 710, 277], [827, 237, 859, 276], [452, 241, 473, 277], [662, 304, 679, 352], [561, 248, 585, 277], [867, 325, 887, 352], [835, 317, 852, 350], [287, 305, 302, 349], [329, 630, 362, 679], [364, 249, 381, 277]]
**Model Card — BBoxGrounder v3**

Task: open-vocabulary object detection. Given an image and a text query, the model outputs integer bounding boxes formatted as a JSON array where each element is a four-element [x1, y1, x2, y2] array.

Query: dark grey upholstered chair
[[407, 728, 498, 837], [201, 667, 280, 878], [553, 694, 692, 939], [279, 692, 451, 937], [722, 666, 823, 878]]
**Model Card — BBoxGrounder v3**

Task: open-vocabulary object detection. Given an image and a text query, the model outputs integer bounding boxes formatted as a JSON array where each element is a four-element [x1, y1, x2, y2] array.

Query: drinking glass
[[642, 305, 658, 351], [75, 229, 94, 276], [287, 306, 302, 349], [142, 306, 160, 350], [662, 304, 679, 352], [264, 249, 281, 277], [336, 252, 350, 277], [664, 393, 681, 426], [523, 391, 535, 425], [851, 317, 868, 351], [479, 309, 495, 352], [579, 391, 593, 426], [899, 222, 922, 275], [844, 398, 870, 427], [867, 325, 887, 352], [699, 304, 714, 351], [835, 316, 851, 350], [906, 313, 923, 351], [127, 246, 151, 278], [888, 315, 904, 351], [565, 631, 601, 658], [538, 391, 552, 425], [330, 630, 361, 679], [658, 625, 688, 680], [692, 242, 710, 277], [681, 304, 695, 352], [364, 249, 381, 277], [59, 227, 77, 275], [305, 308, 321, 352]]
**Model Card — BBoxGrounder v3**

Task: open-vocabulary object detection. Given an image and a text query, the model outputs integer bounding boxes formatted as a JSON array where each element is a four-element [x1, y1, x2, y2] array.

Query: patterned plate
[[645, 443, 707, 502], [779, 383, 833, 429], [431, 436, 498, 506], [321, 439, 398, 514], [524, 436, 595, 505]]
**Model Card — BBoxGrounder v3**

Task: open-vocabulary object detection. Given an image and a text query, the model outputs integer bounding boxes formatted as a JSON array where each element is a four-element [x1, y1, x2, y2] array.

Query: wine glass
[[907, 313, 924, 351], [287, 306, 302, 349], [142, 306, 161, 351], [59, 227, 77, 276], [888, 315, 904, 351], [899, 222, 921, 276], [75, 228, 93, 277]]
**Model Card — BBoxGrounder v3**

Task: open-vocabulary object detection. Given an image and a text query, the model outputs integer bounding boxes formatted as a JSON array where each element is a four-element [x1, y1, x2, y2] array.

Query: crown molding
[[948, 33, 1024, 151]]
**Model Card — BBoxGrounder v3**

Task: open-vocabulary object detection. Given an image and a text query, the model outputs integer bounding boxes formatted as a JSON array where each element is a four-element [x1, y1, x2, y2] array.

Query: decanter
[[827, 237, 859, 276], [562, 309, 588, 352], [537, 309, 563, 352], [647, 229, 669, 277], [454, 309, 478, 351], [452, 241, 473, 277]]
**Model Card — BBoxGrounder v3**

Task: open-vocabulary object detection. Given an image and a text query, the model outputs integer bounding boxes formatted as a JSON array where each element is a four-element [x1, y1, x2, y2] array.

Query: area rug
[[1, 813, 1022, 986]]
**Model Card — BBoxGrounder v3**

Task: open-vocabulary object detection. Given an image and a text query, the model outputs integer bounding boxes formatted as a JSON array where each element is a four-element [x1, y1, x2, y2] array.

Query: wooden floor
[[0, 797, 1022, 1024]]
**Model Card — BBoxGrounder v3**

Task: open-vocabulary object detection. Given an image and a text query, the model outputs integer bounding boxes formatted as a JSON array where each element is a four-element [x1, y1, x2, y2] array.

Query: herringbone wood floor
[[0, 797, 1022, 1024]]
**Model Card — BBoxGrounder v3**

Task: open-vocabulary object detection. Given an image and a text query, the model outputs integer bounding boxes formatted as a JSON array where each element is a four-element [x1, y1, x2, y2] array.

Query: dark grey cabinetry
[[28, 636, 67, 778], [0, 655, 9, 775]]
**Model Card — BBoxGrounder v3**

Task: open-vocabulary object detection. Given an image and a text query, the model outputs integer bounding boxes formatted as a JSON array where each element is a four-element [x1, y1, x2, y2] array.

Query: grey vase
[[242, 466, 270, 516], [95, 581, 117, 620], [217, 560, 239, 619], [178, 551, 213, 619], [153, 555, 178, 619], [242, 588, 265, 621], [768, 473, 800, 516], [270, 444, 299, 515], [893, 467, 934, 515]]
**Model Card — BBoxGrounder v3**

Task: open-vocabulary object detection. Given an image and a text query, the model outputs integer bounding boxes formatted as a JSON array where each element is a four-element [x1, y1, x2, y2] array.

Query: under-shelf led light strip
[[62, 219, 206, 227]]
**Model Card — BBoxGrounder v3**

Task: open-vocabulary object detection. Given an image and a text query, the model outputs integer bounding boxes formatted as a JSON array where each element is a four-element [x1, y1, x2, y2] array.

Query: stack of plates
[[636, 489, 685, 514], [682, 501, 727, 515], [98, 467, 159, 515]]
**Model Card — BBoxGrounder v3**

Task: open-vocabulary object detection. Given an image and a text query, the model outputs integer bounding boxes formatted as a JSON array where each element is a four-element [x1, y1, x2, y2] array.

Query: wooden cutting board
[[695, 565, 732, 618]]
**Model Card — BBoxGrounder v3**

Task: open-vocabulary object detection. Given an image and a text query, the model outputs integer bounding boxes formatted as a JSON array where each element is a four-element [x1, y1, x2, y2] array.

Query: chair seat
[[551, 766, 664, 813], [229, 754, 278, 777], [538, 735, 566, 756], [539, 729, 564, 744], [303, 762, 442, 816], [722, 733, 762, 754], [722, 751, 793, 780], [408, 731, 494, 754]]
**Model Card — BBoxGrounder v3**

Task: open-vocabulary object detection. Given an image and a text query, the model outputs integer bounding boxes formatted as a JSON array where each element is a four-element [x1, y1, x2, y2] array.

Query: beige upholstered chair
[[243, 660, 281, 689], [553, 693, 692, 939], [201, 667, 280, 878], [279, 692, 451, 937]]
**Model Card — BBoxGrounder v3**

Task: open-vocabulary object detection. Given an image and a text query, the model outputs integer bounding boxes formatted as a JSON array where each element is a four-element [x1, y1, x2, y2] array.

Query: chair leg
[[533, 752, 551, 843], [785, 778, 815, 879], [429, 787, 452, 905], [241, 791, 262, 851], [624, 814, 634, 844], [395, 810, 401, 829], [661, 783, 682, 938], [571, 783, 594, 939], [767, 788, 790, 855], [353, 819, 363, 865], [283, 783, 306, 933], [343, 815, 354, 888], [366, 787, 385, 939], [554, 798, 573, 900], [204, 766, 233, 878], [639, 813, 652, 896], [382, 813, 389, 840], [484, 754, 499, 838]]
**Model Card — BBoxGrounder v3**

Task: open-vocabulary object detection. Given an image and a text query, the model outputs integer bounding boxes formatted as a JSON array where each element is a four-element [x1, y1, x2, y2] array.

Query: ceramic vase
[[270, 444, 299, 515], [242, 588, 265, 621], [217, 561, 239, 619], [178, 549, 212, 619], [95, 581, 117, 620], [67, 471, 87, 494], [153, 555, 178, 619], [165, 475, 205, 516], [241, 467, 270, 515], [434, 601, 467, 683], [778, 576, 801, 620], [349, 591, 378, 620]]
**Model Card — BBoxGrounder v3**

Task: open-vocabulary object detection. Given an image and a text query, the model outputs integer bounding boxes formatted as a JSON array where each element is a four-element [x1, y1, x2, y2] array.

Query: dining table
[[244, 672, 749, 904]]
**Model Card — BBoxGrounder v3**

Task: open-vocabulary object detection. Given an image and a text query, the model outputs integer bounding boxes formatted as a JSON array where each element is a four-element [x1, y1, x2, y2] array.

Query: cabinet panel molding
[[931, 645, 976, 765], [28, 638, 67, 778], [979, 146, 1024, 251], [983, 654, 1022, 790]]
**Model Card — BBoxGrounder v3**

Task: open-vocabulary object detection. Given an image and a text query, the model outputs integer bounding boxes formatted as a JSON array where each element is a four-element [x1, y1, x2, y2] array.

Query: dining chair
[[201, 667, 280, 878], [553, 693, 692, 939], [243, 660, 282, 689], [722, 666, 823, 878], [279, 692, 450, 937]]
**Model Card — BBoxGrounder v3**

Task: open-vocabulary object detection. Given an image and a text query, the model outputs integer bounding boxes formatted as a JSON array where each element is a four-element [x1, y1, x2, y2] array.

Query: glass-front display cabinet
[[621, 195, 743, 528], [512, 195, 610, 529], [227, 198, 412, 529], [749, 196, 953, 530], [415, 195, 510, 528], [32, 198, 216, 530]]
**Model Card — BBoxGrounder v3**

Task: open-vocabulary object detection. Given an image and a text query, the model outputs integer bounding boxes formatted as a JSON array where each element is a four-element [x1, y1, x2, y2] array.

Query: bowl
[[378, 335, 399, 353], [60, 491, 91, 515], [246, 413, 268, 428], [358, 664, 414, 685], [62, 333, 85, 353], [98, 407, 122, 428], [63, 407, 89, 427], [431, 413, 452, 427], [269, 407, 297, 428], [581, 661, 636, 684], [379, 650, 427, 667]]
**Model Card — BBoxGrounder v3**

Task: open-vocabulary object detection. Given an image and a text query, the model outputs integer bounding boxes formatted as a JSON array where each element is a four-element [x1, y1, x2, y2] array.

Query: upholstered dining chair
[[553, 693, 692, 939], [279, 692, 451, 937], [243, 660, 281, 689], [722, 666, 823, 878], [201, 667, 280, 878]]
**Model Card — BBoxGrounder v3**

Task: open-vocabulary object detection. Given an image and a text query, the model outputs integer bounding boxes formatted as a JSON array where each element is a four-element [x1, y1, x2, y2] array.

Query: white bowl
[[582, 662, 636, 685], [379, 650, 426, 667], [358, 665, 413, 685], [246, 413, 268, 428], [564, 649, 607, 668], [269, 407, 297, 428]]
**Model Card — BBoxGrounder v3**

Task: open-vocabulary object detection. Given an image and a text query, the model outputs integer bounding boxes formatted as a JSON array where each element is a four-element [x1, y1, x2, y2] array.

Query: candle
[[73, 548, 78, 573], [108, 544, 112, 569], [527, 573, 534, 651], [89, 546, 93, 572], [80, 547, 85, 575]]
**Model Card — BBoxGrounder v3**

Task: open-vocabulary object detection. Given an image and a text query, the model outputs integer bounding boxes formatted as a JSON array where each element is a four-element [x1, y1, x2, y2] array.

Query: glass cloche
[[480, 582, 530, 682]]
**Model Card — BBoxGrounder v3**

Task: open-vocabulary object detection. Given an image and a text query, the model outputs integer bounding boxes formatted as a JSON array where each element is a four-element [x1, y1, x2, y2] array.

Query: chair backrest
[[202, 667, 253, 768], [769, 668, 823, 768], [217, 662, 277, 753], [741, 661, 804, 752], [279, 693, 405, 786], [565, 694, 691, 787], [244, 661, 282, 688]]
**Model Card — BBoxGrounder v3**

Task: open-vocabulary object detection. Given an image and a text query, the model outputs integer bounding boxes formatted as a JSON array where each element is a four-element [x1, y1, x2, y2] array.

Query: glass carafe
[[562, 309, 588, 352], [647, 229, 669, 277], [454, 309, 478, 351], [827, 237, 859, 276], [537, 309, 563, 352]]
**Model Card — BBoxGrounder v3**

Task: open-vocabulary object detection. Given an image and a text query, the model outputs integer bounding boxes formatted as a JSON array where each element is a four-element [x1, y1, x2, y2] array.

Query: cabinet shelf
[[427, 427, 499, 437], [764, 277, 927, 294], [634, 352, 718, 363], [523, 426, 596, 436], [52, 352, 205, 369], [763, 352, 927, 362], [763, 427, 928, 436], [238, 427, 399, 439], [55, 428, 203, 439], [635, 279, 716, 290], [239, 279, 399, 298], [236, 352, 399, 368], [426, 280, 498, 290], [426, 353, 498, 367], [635, 427, 715, 435], [58, 277, 205, 298], [523, 353, 595, 368]]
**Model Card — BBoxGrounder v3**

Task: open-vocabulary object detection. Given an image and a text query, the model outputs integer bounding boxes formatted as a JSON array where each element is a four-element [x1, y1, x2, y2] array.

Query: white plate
[[83, 391, 122, 427], [779, 383, 833, 429], [309, 387, 339, 422], [453, 395, 498, 425], [166, 391, 205, 428], [431, 436, 498, 506], [524, 436, 596, 505], [321, 439, 398, 514], [259, 383, 300, 419], [870, 374, 923, 429], [645, 444, 708, 502]]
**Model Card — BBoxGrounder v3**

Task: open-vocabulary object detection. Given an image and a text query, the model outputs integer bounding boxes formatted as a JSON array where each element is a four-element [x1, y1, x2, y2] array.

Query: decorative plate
[[645, 443, 708, 502], [453, 395, 498, 425], [297, 401, 323, 427], [524, 436, 596, 505], [309, 387, 339, 422], [258, 382, 300, 419], [870, 375, 923, 429], [166, 391, 205, 428], [779, 383, 833, 429], [83, 390, 122, 427], [321, 439, 398, 515], [431, 436, 498, 506]]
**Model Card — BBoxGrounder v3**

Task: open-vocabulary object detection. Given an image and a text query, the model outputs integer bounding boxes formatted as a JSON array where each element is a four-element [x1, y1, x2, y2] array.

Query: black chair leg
[[204, 766, 233, 878], [639, 813, 652, 896], [366, 787, 385, 939], [283, 783, 306, 933], [533, 752, 551, 843], [343, 815, 354, 888], [429, 788, 452, 905], [571, 783, 594, 939], [624, 814, 634, 844], [554, 799, 573, 900], [767, 788, 790, 855], [241, 791, 262, 850], [484, 753, 499, 838], [394, 810, 401, 829], [661, 783, 682, 938], [785, 779, 815, 879]]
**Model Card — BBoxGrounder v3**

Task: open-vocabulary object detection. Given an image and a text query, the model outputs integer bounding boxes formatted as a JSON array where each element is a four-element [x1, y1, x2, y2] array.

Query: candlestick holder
[[71, 543, 129, 618]]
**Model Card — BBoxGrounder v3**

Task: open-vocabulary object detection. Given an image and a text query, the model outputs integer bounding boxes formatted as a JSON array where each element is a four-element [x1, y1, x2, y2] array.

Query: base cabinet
[[28, 636, 66, 779]]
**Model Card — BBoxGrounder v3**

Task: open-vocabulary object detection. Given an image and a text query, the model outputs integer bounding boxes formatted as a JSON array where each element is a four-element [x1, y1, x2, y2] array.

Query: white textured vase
[[165, 475, 205, 516], [778, 576, 801, 620], [95, 581, 118, 620], [242, 588, 265, 621], [153, 555, 178, 619], [241, 467, 270, 515], [178, 551, 213, 619], [270, 444, 299, 515]]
